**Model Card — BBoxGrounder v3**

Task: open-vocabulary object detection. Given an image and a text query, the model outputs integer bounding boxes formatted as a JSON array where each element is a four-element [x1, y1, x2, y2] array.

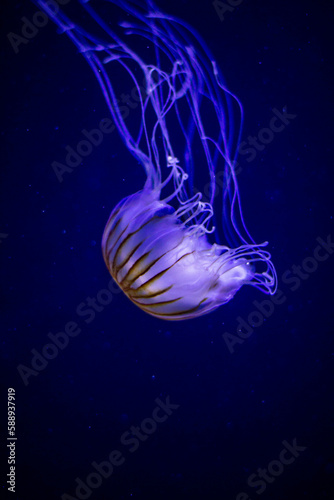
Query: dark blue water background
[[1, 1, 333, 499]]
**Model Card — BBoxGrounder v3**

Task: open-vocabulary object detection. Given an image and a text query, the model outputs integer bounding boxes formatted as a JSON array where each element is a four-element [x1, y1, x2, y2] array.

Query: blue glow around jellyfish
[[34, 0, 277, 320]]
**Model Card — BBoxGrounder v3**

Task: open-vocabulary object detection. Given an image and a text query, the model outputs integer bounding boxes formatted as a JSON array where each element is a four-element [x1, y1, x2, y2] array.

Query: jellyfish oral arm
[[102, 189, 275, 321]]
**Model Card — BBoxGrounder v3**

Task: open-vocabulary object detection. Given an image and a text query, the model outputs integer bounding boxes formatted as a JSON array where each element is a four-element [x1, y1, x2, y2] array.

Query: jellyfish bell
[[33, 0, 277, 320], [102, 159, 273, 321]]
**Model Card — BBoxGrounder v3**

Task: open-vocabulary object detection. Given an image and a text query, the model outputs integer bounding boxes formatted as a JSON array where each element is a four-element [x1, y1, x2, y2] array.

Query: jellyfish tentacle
[[33, 0, 278, 320]]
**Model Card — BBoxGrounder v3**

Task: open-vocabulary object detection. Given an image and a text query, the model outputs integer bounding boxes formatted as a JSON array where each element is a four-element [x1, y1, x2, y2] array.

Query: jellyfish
[[34, 0, 277, 320]]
